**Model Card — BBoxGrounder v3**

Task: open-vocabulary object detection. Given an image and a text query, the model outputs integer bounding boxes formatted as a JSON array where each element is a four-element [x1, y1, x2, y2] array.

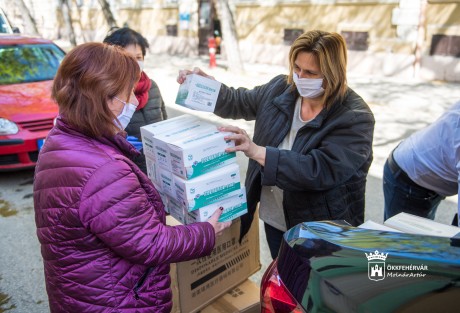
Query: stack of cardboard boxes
[[140, 112, 261, 312]]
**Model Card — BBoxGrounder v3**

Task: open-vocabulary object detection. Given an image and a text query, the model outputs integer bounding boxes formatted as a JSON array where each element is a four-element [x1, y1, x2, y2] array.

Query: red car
[[0, 34, 65, 170]]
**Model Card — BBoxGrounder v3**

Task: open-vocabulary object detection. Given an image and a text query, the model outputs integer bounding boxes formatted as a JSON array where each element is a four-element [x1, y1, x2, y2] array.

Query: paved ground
[[1, 53, 459, 313]]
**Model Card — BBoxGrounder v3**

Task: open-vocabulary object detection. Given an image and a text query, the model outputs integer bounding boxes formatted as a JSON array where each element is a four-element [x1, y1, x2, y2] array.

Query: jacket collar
[[55, 116, 140, 159]]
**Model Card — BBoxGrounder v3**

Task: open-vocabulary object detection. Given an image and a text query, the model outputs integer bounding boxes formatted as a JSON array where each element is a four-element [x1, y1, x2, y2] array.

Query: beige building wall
[[2, 0, 459, 81], [233, 2, 403, 71], [421, 1, 460, 81]]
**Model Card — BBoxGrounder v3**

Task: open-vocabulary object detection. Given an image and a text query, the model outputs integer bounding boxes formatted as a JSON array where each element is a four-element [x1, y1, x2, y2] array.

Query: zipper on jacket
[[133, 267, 154, 300]]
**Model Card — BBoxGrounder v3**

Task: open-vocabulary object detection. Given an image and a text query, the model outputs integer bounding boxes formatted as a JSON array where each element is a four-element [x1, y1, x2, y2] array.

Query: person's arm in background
[[177, 67, 287, 121], [148, 79, 168, 121], [154, 80, 168, 120]]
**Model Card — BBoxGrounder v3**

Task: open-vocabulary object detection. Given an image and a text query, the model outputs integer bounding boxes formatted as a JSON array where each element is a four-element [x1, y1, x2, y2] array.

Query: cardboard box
[[168, 214, 260, 313], [173, 163, 241, 212], [187, 188, 247, 223], [175, 73, 222, 112], [199, 279, 261, 313]]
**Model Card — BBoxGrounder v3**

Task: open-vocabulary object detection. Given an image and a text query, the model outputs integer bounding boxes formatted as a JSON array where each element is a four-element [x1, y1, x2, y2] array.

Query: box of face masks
[[149, 119, 236, 179], [169, 128, 236, 180], [186, 188, 247, 223], [175, 74, 221, 112], [151, 122, 214, 172], [140, 114, 199, 159], [174, 163, 241, 212]]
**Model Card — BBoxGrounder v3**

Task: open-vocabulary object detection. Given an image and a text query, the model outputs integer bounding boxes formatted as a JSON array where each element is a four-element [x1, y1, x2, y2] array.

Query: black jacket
[[214, 75, 375, 239]]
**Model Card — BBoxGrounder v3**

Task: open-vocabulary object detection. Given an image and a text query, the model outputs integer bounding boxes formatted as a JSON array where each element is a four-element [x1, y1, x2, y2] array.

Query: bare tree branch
[[97, 0, 117, 29]]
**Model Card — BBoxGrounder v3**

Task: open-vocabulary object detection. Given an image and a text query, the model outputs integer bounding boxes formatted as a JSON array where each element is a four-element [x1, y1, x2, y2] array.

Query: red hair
[[52, 42, 140, 137]]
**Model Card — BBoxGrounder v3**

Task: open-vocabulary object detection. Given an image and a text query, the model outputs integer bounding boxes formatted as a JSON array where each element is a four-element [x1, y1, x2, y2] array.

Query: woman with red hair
[[33, 42, 230, 313]]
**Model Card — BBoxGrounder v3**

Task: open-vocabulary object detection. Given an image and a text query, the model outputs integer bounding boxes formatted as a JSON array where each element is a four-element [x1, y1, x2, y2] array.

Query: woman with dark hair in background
[[104, 27, 167, 173]]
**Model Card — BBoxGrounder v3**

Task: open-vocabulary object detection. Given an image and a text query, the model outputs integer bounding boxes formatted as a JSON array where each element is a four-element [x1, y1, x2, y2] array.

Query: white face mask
[[137, 61, 144, 72], [114, 96, 137, 130], [293, 72, 324, 98]]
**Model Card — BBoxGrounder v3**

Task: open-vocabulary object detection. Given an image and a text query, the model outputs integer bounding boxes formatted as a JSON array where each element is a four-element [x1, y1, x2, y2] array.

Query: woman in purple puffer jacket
[[33, 42, 231, 313]]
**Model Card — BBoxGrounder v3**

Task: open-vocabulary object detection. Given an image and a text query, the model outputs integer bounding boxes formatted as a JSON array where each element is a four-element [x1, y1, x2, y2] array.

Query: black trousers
[[264, 222, 285, 260]]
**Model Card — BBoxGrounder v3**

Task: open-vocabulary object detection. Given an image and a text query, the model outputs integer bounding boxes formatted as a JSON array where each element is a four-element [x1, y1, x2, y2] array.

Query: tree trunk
[[216, 0, 244, 73], [16, 0, 40, 35], [60, 0, 77, 47], [97, 0, 117, 29], [72, 0, 88, 43]]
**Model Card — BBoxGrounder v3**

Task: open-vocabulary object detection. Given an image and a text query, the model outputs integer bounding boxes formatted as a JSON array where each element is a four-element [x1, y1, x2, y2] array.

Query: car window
[[0, 43, 65, 85]]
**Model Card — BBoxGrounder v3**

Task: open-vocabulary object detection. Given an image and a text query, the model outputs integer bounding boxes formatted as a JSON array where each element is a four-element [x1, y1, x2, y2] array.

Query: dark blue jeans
[[383, 160, 444, 221], [264, 222, 285, 260]]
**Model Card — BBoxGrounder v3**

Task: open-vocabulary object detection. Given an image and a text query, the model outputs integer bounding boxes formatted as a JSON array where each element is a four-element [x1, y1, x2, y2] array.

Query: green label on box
[[190, 182, 241, 211], [188, 152, 236, 179]]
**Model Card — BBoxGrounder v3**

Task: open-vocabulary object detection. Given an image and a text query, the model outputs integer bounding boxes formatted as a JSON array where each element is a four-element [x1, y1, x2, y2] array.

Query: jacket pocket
[[133, 267, 154, 300]]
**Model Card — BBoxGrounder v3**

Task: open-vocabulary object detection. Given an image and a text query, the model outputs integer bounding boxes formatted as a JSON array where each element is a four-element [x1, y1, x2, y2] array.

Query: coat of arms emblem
[[365, 250, 388, 281]]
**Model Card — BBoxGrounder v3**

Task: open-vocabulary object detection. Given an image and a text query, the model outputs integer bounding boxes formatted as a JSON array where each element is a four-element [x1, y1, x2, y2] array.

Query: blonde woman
[[178, 30, 375, 259]]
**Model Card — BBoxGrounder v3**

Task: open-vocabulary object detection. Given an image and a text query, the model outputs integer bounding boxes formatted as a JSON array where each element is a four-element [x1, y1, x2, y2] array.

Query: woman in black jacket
[[178, 30, 375, 259], [104, 27, 167, 173]]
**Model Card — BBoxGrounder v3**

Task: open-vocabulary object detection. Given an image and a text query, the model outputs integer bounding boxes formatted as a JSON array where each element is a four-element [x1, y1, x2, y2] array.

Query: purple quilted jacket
[[33, 118, 215, 313]]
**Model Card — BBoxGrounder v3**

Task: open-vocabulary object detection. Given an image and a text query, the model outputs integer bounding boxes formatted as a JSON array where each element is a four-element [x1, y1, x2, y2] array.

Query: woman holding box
[[178, 30, 375, 259], [33, 42, 230, 313]]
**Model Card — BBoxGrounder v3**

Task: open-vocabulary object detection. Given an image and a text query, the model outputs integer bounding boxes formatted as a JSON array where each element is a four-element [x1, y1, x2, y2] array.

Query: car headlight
[[0, 118, 19, 135]]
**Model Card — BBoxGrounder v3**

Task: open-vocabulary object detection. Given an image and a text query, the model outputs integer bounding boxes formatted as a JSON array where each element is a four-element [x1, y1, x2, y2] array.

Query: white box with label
[[140, 114, 198, 159], [175, 74, 222, 112], [169, 128, 236, 180], [152, 122, 216, 171], [173, 163, 241, 212], [186, 188, 247, 223]]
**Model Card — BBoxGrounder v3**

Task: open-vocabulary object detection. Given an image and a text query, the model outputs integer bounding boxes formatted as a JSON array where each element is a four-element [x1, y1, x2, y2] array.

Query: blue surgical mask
[[293, 73, 324, 98], [114, 96, 137, 129]]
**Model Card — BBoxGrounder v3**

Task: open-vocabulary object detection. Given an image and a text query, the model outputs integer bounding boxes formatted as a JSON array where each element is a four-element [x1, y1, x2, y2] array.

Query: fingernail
[[219, 207, 224, 211]]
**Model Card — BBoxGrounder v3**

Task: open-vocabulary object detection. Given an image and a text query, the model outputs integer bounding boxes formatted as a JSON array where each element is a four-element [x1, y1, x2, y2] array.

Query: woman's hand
[[177, 67, 215, 84], [218, 125, 266, 166], [207, 207, 232, 236]]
